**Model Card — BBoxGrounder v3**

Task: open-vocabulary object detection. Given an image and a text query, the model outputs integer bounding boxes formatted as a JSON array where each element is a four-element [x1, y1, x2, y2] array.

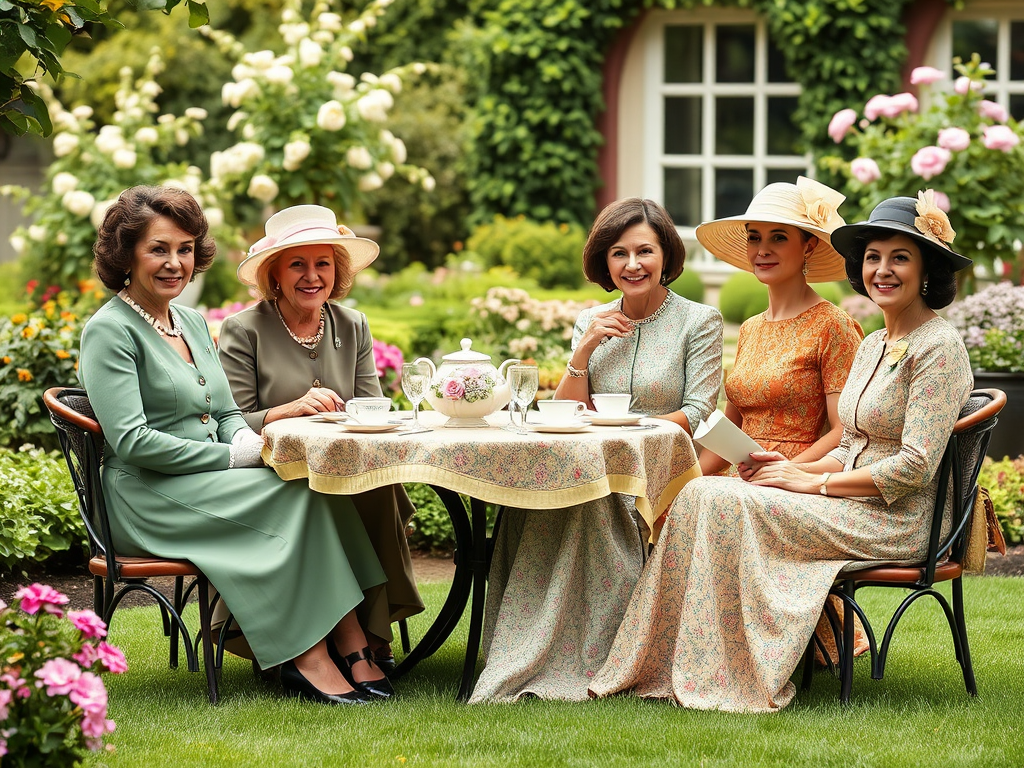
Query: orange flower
[[21, 326, 38, 340], [10, 313, 27, 324], [55, 349, 71, 360], [78, 278, 97, 293], [2, 356, 11, 364], [40, 0, 69, 10], [17, 369, 33, 382]]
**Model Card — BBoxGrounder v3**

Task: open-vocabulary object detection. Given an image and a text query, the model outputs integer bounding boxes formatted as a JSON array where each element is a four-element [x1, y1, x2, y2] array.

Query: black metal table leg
[[457, 496, 490, 701]]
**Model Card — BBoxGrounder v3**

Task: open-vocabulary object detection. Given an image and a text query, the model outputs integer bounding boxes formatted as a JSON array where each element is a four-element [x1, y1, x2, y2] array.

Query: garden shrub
[[669, 269, 705, 303], [499, 220, 586, 290], [404, 483, 498, 553], [978, 456, 1024, 545], [814, 281, 845, 306], [466, 215, 522, 269], [718, 272, 769, 324], [0, 446, 86, 573]]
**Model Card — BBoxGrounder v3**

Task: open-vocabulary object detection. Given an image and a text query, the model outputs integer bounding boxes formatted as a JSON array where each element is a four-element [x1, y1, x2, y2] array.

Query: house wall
[[0, 135, 48, 265]]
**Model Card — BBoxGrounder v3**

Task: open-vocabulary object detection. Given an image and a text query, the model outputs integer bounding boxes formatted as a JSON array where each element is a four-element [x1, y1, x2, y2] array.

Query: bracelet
[[566, 360, 588, 378], [819, 472, 832, 496]]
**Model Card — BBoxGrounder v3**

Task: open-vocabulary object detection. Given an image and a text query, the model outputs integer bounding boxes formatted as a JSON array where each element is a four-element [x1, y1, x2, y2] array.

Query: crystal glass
[[401, 361, 431, 427], [505, 364, 539, 434]]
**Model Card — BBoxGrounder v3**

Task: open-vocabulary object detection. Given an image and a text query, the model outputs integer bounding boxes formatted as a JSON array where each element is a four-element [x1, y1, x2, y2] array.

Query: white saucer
[[339, 422, 401, 433], [527, 421, 591, 434], [583, 410, 646, 426], [312, 412, 350, 423]]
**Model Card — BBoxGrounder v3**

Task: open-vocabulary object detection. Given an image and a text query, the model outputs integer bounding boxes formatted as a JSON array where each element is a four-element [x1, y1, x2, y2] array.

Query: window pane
[[664, 168, 702, 227], [1010, 94, 1024, 121], [767, 97, 801, 155], [765, 168, 806, 186], [715, 97, 754, 154], [767, 36, 789, 83], [952, 20, 998, 69], [715, 25, 755, 83], [664, 97, 702, 155], [715, 168, 754, 219], [1011, 22, 1024, 81], [664, 26, 703, 84]]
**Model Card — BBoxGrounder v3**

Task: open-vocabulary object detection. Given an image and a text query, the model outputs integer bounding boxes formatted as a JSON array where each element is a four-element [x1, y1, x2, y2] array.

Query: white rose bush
[[202, 0, 435, 219], [824, 55, 1024, 283], [1, 49, 237, 291]]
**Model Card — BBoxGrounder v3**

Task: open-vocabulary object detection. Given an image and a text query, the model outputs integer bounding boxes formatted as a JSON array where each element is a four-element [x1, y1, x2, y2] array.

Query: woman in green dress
[[78, 186, 392, 705]]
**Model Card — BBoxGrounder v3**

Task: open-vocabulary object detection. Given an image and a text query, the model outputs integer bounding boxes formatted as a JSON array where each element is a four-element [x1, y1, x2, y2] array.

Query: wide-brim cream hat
[[237, 204, 380, 288], [695, 176, 848, 283]]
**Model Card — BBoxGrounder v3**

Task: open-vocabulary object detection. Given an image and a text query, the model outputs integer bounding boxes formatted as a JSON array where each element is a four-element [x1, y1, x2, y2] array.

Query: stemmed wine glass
[[401, 361, 431, 428], [505, 364, 539, 434]]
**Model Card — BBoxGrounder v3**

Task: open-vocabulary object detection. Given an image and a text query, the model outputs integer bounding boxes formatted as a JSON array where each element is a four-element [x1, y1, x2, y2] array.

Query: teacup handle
[[573, 401, 587, 416]]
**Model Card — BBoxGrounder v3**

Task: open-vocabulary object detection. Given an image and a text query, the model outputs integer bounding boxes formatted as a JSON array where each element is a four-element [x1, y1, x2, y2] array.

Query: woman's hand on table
[[270, 387, 346, 421]]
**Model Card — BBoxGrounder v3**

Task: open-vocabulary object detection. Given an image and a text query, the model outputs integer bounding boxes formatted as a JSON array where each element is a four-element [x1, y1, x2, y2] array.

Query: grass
[[88, 577, 1024, 767]]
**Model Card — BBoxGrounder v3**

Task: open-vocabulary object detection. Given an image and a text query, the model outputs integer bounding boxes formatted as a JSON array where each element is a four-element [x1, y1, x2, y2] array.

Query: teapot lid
[[441, 338, 493, 363]]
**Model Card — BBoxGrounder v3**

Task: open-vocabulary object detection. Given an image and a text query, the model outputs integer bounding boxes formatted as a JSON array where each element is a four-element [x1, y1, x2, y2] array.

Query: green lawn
[[90, 577, 1024, 767]]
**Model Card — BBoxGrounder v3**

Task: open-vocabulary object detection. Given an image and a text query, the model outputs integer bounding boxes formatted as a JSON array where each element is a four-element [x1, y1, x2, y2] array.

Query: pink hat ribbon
[[248, 222, 346, 257]]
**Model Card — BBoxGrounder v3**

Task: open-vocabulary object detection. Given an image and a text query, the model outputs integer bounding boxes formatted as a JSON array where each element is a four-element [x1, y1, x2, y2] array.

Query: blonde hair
[[255, 244, 355, 301]]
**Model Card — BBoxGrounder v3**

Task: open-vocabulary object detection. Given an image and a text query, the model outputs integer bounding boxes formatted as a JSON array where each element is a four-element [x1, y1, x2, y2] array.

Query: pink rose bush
[[373, 339, 405, 393], [0, 585, 126, 762], [824, 54, 1024, 281]]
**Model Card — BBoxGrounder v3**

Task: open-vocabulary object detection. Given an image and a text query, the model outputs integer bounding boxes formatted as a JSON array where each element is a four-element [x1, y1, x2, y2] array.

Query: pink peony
[[96, 642, 128, 674], [80, 711, 116, 749], [35, 658, 81, 696], [910, 146, 951, 180], [0, 688, 11, 720], [69, 672, 108, 714], [863, 94, 892, 121], [937, 127, 971, 152], [828, 108, 857, 143], [73, 643, 98, 668], [68, 609, 107, 639], [887, 92, 919, 116], [982, 124, 1020, 152], [910, 66, 945, 85], [442, 378, 465, 400], [977, 99, 1008, 123], [930, 190, 951, 212], [15, 584, 68, 616], [850, 157, 881, 184], [954, 76, 984, 95]]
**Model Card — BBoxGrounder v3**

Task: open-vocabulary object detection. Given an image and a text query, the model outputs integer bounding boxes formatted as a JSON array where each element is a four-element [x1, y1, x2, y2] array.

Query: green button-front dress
[[78, 297, 385, 669]]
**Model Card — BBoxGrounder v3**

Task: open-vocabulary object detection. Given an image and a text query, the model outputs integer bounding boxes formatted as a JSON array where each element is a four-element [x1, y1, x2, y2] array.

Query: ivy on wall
[[446, 0, 913, 227]]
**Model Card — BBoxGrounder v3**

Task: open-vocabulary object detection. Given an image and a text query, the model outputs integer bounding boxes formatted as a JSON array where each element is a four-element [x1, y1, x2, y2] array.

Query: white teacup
[[591, 393, 632, 415], [346, 397, 394, 425], [536, 399, 587, 424]]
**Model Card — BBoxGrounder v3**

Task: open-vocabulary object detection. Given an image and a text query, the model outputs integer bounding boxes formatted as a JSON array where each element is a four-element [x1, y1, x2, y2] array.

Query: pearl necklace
[[620, 290, 673, 326], [118, 290, 183, 337], [275, 301, 325, 350]]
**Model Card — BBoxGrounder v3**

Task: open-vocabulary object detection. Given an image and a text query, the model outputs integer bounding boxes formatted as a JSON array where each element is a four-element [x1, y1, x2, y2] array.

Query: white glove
[[228, 428, 265, 469]]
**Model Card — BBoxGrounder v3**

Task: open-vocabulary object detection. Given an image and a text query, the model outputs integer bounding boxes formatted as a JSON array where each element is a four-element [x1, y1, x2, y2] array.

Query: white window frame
[[640, 9, 811, 270]]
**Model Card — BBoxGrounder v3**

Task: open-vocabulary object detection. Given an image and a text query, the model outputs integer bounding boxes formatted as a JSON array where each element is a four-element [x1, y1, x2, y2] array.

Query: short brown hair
[[254, 245, 354, 302], [93, 186, 217, 291], [582, 198, 686, 291]]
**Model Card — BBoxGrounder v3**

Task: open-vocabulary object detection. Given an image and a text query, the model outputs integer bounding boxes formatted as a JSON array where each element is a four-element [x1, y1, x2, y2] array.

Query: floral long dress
[[469, 291, 723, 703], [589, 317, 972, 712]]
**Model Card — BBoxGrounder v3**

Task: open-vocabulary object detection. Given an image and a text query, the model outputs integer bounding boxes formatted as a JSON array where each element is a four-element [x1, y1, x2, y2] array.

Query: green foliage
[[403, 482, 498, 553], [668, 269, 704, 303], [978, 456, 1024, 545], [718, 271, 768, 324], [464, 215, 587, 289], [0, 445, 85, 573], [947, 282, 1024, 373], [0, 282, 105, 451]]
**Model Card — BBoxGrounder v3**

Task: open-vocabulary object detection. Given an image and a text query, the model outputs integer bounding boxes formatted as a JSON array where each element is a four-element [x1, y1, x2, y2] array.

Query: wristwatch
[[819, 472, 832, 496]]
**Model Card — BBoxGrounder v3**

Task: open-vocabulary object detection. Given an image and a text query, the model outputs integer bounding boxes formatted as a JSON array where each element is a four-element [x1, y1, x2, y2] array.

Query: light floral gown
[[469, 291, 723, 702], [589, 317, 972, 712]]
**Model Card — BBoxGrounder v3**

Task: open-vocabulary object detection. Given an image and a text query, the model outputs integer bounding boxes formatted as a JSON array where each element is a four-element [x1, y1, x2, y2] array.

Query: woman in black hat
[[588, 192, 976, 712]]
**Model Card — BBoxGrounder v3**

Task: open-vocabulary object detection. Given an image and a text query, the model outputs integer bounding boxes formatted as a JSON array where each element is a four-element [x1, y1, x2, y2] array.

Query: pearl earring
[[124, 274, 131, 287], [922, 281, 929, 296]]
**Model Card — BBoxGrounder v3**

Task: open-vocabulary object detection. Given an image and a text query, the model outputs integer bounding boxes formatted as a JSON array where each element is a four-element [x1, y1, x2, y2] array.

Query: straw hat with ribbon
[[237, 205, 379, 288], [695, 177, 848, 283]]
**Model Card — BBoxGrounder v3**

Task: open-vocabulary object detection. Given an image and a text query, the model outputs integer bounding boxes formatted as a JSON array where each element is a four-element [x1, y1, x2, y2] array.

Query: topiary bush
[[669, 269, 705, 304], [500, 220, 586, 290], [718, 272, 769, 324]]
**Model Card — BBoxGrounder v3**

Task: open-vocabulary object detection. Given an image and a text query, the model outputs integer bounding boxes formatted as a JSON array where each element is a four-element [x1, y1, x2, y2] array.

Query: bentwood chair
[[43, 387, 219, 704], [802, 388, 1006, 703]]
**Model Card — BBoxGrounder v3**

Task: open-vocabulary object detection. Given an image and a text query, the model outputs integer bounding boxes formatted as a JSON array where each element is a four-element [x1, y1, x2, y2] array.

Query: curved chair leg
[[196, 578, 219, 704], [951, 578, 977, 696], [399, 618, 411, 654], [840, 581, 855, 704]]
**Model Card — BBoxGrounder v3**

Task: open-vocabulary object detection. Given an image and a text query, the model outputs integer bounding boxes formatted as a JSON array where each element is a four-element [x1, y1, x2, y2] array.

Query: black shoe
[[328, 643, 395, 700], [279, 659, 372, 705], [374, 654, 397, 675]]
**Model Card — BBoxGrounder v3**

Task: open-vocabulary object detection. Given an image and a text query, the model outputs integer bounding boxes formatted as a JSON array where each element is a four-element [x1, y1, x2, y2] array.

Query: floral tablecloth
[[261, 411, 700, 532]]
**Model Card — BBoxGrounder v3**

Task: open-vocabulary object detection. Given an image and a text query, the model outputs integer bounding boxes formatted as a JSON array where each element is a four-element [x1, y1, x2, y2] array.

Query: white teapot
[[415, 339, 519, 428]]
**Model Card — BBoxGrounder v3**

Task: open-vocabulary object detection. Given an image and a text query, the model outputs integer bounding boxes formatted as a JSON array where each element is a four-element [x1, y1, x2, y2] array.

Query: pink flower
[[35, 658, 81, 696], [408, 294, 424, 307], [887, 92, 919, 116], [96, 642, 128, 673], [954, 76, 983, 95], [850, 157, 881, 184], [442, 378, 465, 400], [0, 688, 12, 720], [828, 108, 857, 143], [74, 643, 98, 668], [70, 672, 108, 714], [982, 124, 1020, 152], [15, 583, 68, 616], [930, 190, 951, 212], [910, 146, 951, 180], [68, 609, 107, 639], [937, 127, 971, 151], [864, 94, 892, 121], [80, 711, 116, 748], [910, 66, 945, 85], [977, 99, 1008, 123]]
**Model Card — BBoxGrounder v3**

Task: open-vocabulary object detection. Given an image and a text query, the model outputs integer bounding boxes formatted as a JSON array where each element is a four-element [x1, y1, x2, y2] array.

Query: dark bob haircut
[[93, 186, 217, 291], [582, 198, 686, 292], [843, 229, 958, 310]]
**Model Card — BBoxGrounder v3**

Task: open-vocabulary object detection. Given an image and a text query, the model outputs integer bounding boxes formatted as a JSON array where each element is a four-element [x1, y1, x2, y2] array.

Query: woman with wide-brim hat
[[588, 191, 974, 711], [218, 204, 424, 675]]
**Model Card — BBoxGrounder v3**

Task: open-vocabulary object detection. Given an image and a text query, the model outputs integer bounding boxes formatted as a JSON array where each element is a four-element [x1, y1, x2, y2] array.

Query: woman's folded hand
[[229, 428, 266, 468]]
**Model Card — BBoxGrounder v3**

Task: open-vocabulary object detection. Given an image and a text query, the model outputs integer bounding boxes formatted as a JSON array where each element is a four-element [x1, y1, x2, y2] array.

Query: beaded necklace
[[274, 301, 325, 350], [619, 290, 673, 325], [118, 290, 183, 337]]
